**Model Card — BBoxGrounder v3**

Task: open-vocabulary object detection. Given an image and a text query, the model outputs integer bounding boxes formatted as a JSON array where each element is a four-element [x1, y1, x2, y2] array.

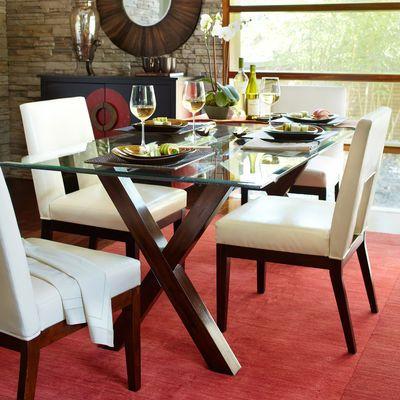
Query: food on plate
[[312, 109, 331, 120], [159, 143, 180, 155], [153, 117, 172, 126], [112, 143, 184, 160], [289, 111, 308, 119], [282, 122, 310, 132]]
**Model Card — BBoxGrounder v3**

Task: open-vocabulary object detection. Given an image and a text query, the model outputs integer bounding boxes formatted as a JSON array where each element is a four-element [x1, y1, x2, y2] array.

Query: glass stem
[[141, 121, 146, 148], [269, 108, 272, 127], [192, 112, 196, 143]]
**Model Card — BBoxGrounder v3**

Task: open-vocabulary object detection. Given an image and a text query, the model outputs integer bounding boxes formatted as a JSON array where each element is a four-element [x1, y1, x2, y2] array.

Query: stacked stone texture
[[0, 0, 9, 161], [2, 0, 222, 169]]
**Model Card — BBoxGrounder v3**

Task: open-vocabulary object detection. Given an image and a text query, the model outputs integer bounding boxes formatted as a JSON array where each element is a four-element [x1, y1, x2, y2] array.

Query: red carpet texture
[[0, 226, 399, 400]]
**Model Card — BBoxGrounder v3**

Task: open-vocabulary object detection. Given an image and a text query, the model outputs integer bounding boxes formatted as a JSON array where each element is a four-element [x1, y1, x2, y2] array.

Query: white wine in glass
[[260, 77, 280, 126], [182, 81, 206, 143], [130, 85, 156, 152]]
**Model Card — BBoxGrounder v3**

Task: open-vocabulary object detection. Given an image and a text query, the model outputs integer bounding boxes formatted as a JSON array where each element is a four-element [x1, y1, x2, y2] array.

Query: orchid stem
[[213, 36, 218, 90], [205, 37, 216, 92]]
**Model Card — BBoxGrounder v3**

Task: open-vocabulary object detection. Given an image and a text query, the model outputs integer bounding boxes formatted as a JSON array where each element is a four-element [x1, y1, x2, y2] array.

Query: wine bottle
[[246, 64, 260, 119], [233, 57, 249, 112]]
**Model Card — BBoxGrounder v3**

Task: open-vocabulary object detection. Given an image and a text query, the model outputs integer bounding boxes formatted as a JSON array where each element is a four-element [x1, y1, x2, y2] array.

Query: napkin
[[242, 138, 318, 152], [24, 238, 114, 347]]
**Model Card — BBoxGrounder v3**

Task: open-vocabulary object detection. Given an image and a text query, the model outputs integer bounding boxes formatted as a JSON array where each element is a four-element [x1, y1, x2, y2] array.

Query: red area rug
[[1, 226, 399, 400]]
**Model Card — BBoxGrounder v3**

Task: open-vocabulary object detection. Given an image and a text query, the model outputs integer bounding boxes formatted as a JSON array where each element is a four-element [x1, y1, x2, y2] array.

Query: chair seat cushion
[[295, 155, 341, 188], [27, 237, 140, 331], [49, 183, 187, 231], [216, 196, 335, 256]]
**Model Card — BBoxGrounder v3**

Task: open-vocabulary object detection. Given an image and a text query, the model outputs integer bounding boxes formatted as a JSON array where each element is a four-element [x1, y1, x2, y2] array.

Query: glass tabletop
[[0, 123, 353, 190]]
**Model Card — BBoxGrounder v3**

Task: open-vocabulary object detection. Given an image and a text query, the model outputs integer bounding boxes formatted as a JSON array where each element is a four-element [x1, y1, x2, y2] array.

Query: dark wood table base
[[99, 161, 308, 375], [100, 176, 241, 375]]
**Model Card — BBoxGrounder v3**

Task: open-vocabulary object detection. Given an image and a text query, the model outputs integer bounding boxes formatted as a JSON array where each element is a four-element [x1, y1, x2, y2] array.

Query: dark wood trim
[[216, 232, 378, 354], [227, 71, 400, 83], [229, 2, 400, 13], [0, 288, 141, 399]]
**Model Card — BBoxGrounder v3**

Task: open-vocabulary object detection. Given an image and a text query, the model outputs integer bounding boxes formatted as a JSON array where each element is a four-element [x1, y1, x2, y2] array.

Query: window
[[224, 1, 400, 211], [225, 1, 400, 144]]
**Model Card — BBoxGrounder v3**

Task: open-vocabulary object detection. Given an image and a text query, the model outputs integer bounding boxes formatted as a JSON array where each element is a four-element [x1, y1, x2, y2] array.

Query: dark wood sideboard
[[40, 75, 187, 138]]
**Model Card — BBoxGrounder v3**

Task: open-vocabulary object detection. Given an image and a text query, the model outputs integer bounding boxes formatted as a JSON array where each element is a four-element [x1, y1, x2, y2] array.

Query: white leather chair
[[0, 168, 141, 399], [20, 97, 187, 257], [272, 85, 347, 200], [215, 107, 391, 354]]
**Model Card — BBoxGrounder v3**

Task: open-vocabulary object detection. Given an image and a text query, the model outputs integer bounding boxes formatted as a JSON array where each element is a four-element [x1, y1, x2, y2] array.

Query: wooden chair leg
[[257, 260, 266, 294], [241, 188, 249, 205], [88, 236, 98, 250], [334, 182, 340, 201], [17, 341, 40, 400], [216, 244, 231, 332], [40, 221, 53, 240], [126, 237, 140, 259], [124, 287, 141, 392], [329, 266, 357, 354], [319, 188, 327, 201], [357, 239, 378, 313]]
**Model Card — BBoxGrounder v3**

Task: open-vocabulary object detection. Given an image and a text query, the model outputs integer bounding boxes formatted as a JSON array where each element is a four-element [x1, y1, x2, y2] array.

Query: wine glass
[[260, 77, 281, 127], [182, 81, 206, 143], [130, 85, 156, 152]]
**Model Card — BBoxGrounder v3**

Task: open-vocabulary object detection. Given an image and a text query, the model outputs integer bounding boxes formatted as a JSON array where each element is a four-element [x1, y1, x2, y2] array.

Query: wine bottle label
[[247, 98, 259, 117]]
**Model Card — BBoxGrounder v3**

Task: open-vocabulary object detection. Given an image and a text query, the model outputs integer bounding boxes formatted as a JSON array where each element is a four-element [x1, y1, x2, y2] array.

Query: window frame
[[223, 1, 400, 82], [222, 1, 400, 151]]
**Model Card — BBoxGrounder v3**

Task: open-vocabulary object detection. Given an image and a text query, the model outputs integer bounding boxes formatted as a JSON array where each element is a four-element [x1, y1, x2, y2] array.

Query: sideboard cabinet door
[[40, 75, 182, 139]]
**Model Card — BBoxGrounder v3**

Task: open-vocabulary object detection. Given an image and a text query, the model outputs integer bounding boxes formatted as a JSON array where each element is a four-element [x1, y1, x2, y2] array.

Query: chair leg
[[329, 265, 357, 354], [357, 239, 378, 313], [17, 341, 40, 400], [124, 287, 141, 392], [334, 182, 340, 201], [257, 260, 266, 294], [241, 188, 249, 205], [126, 237, 140, 260], [319, 188, 327, 201], [40, 221, 53, 240], [216, 244, 231, 332], [88, 236, 98, 250]]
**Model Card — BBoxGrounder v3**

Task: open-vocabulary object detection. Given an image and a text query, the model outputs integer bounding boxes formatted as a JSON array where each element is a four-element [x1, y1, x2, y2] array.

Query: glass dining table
[[0, 123, 352, 376]]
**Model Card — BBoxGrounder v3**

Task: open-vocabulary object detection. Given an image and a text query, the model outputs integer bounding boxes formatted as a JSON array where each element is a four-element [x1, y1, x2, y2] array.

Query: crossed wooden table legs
[[99, 163, 306, 376]]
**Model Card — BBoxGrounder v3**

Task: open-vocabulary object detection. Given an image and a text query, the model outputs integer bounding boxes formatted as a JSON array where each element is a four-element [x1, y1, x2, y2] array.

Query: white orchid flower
[[221, 26, 236, 42], [230, 20, 241, 33], [211, 19, 223, 39], [200, 14, 213, 33]]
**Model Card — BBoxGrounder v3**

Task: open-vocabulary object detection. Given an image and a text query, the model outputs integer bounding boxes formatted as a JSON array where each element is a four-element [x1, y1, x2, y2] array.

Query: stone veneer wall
[[4, 0, 222, 165], [0, 0, 9, 161], [124, 0, 168, 26]]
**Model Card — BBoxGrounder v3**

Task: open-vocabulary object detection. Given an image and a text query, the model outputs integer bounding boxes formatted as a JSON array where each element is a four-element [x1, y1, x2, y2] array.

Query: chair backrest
[[20, 97, 98, 219], [330, 107, 391, 260], [0, 168, 41, 340], [273, 85, 347, 116]]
